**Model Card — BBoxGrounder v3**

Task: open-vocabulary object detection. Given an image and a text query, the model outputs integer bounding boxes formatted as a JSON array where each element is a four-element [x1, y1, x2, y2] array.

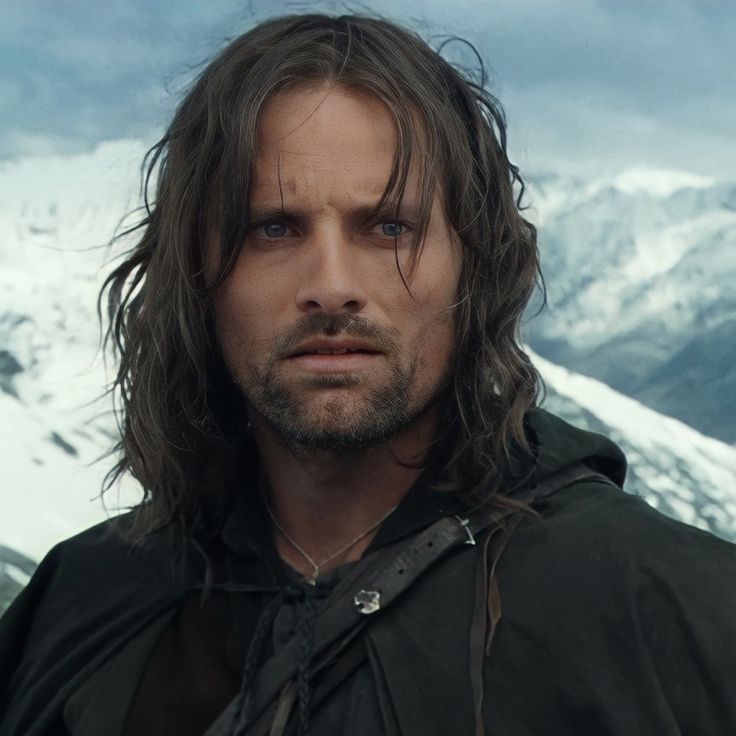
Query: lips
[[284, 337, 382, 374], [287, 339, 381, 358], [309, 347, 367, 355]]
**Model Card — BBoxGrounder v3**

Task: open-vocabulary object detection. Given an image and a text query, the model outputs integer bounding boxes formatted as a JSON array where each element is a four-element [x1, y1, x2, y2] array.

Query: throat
[[263, 490, 399, 582], [249, 407, 438, 581]]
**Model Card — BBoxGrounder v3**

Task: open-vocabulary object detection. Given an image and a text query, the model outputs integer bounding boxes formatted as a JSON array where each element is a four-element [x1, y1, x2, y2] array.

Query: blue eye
[[381, 222, 404, 237], [263, 222, 288, 238]]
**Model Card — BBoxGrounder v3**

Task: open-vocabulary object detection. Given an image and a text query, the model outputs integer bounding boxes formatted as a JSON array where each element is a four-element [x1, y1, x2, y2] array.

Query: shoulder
[[501, 477, 736, 603], [0, 514, 192, 733], [497, 477, 736, 685], [489, 468, 736, 732], [23, 512, 190, 604], [1, 512, 191, 658], [517, 406, 736, 577], [0, 511, 194, 671], [522, 476, 736, 575]]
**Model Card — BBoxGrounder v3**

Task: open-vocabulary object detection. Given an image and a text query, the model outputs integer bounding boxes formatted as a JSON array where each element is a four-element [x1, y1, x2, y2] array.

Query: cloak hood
[[524, 408, 627, 490]]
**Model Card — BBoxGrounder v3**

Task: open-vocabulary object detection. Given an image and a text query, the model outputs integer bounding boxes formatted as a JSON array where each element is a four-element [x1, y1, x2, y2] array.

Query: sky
[[2, 0, 735, 179]]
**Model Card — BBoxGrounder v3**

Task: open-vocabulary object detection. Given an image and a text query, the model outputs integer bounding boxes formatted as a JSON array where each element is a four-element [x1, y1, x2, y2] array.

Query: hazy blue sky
[[3, 0, 735, 178]]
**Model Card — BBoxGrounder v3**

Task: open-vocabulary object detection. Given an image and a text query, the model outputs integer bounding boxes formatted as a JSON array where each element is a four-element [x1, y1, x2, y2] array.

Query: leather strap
[[205, 512, 492, 735], [207, 462, 616, 735]]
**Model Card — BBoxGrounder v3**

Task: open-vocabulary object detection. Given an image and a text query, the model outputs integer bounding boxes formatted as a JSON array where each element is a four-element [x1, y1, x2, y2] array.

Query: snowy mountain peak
[[610, 167, 715, 198]]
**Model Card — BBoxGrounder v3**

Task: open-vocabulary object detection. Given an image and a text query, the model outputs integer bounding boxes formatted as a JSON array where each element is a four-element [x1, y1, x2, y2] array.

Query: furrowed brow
[[247, 205, 295, 221], [248, 202, 422, 221]]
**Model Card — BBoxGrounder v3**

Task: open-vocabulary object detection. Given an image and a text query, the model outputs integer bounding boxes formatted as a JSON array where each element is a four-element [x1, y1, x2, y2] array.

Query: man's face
[[213, 84, 462, 451]]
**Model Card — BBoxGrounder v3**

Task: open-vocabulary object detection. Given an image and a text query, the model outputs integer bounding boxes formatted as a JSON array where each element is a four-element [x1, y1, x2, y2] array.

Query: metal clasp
[[355, 589, 381, 614], [454, 515, 476, 546]]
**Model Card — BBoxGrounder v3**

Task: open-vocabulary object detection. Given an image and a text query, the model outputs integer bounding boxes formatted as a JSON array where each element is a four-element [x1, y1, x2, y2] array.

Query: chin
[[273, 424, 401, 453], [258, 398, 411, 452]]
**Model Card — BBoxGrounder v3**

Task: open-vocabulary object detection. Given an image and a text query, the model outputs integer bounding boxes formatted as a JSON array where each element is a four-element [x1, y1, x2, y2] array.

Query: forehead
[[250, 84, 418, 204]]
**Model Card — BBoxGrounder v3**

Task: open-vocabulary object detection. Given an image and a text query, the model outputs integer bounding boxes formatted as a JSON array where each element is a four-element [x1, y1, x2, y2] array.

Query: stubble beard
[[238, 355, 426, 452], [218, 313, 453, 454]]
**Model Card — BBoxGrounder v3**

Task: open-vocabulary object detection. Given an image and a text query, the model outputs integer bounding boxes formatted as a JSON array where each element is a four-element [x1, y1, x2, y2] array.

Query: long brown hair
[[101, 13, 543, 542]]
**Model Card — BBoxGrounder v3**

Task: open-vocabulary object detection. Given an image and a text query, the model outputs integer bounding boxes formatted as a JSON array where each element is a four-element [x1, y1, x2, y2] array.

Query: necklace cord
[[262, 494, 399, 583]]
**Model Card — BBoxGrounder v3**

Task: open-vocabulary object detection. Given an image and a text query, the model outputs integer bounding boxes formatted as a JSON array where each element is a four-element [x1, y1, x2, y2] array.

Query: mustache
[[274, 314, 398, 357]]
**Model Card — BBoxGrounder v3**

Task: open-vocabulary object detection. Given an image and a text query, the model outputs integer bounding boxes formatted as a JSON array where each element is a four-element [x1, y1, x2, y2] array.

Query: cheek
[[404, 307, 456, 405], [215, 261, 284, 336], [405, 245, 460, 363], [400, 290, 458, 376], [405, 241, 461, 323], [214, 290, 261, 355]]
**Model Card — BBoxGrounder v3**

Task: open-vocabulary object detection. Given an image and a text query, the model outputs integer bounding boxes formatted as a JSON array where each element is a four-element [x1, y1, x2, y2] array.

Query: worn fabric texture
[[1, 409, 735, 735]]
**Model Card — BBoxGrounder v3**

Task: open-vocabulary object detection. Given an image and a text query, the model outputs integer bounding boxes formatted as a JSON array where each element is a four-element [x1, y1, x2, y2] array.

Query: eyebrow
[[247, 202, 423, 223]]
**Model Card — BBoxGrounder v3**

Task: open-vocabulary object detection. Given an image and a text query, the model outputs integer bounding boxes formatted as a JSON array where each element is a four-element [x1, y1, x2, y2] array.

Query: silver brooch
[[355, 589, 381, 615]]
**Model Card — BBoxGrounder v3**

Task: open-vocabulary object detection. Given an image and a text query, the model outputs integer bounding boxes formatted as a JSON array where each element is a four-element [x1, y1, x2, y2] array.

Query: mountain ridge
[[525, 168, 736, 443]]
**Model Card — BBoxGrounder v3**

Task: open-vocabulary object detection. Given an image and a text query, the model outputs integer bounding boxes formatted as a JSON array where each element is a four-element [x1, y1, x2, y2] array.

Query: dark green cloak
[[1, 410, 735, 735]]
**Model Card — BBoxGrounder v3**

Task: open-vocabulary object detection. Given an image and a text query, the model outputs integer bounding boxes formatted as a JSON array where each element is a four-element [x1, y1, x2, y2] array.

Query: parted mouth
[[286, 338, 382, 358]]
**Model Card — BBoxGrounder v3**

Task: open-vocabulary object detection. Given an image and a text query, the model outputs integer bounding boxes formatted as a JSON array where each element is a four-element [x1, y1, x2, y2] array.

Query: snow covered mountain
[[0, 142, 146, 610], [525, 169, 736, 444], [534, 352, 736, 543], [1, 142, 735, 613]]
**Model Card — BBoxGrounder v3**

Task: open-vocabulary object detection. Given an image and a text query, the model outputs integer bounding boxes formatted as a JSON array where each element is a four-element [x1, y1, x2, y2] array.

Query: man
[[1, 13, 734, 736]]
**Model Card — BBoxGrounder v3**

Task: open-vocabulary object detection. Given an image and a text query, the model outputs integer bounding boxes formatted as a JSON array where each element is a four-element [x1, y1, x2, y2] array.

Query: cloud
[[1, 0, 734, 177]]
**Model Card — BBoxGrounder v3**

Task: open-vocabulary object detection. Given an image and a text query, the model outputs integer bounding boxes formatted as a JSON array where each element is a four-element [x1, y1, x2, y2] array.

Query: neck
[[249, 410, 439, 580]]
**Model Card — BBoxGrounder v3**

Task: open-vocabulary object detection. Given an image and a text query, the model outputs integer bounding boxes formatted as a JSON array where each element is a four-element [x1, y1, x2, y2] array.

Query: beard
[[220, 314, 447, 452], [245, 358, 420, 452]]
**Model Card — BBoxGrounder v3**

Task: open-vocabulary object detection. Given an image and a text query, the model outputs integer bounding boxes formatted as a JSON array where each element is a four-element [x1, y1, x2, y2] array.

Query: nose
[[295, 229, 367, 314]]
